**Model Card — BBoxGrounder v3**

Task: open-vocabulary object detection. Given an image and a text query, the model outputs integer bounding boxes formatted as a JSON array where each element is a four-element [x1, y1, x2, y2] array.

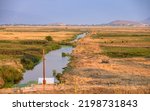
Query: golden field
[[0, 26, 81, 89], [0, 26, 81, 68], [0, 26, 81, 41], [0, 26, 150, 94], [60, 27, 150, 94]]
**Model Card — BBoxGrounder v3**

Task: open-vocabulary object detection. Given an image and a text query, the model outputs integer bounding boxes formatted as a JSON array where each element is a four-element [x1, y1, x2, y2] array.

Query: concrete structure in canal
[[38, 78, 55, 84]]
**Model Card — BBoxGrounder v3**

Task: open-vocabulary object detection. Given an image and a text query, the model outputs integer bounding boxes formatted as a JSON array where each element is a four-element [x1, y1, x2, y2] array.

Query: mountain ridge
[[107, 20, 145, 26], [142, 17, 150, 24]]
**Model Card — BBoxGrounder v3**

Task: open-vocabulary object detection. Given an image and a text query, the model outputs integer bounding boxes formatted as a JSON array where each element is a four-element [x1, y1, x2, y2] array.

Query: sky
[[0, 0, 150, 24]]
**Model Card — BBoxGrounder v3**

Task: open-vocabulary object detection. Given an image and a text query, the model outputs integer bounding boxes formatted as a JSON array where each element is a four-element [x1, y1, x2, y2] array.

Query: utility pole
[[42, 49, 46, 85]]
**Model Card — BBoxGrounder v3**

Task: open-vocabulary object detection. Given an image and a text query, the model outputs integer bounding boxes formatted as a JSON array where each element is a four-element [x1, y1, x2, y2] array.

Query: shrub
[[21, 54, 40, 70], [45, 43, 60, 52], [101, 59, 109, 64], [45, 36, 53, 41], [56, 73, 62, 82], [62, 52, 70, 57], [52, 70, 57, 77], [52, 70, 62, 83], [0, 65, 23, 87], [0, 77, 4, 88]]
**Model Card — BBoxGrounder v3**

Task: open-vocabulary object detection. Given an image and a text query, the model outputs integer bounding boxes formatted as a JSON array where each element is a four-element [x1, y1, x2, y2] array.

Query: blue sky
[[0, 0, 150, 24]]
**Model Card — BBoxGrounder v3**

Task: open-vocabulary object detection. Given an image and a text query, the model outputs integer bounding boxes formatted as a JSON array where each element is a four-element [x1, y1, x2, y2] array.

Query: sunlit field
[[0, 26, 82, 88], [0, 26, 150, 94]]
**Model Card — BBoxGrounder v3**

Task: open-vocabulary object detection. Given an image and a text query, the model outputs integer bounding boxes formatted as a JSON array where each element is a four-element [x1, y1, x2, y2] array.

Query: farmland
[[0, 26, 82, 88], [0, 26, 81, 41], [60, 27, 150, 94], [0, 26, 150, 94]]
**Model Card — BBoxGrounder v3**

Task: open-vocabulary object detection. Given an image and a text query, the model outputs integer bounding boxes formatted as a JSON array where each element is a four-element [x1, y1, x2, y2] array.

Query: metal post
[[43, 49, 46, 85]]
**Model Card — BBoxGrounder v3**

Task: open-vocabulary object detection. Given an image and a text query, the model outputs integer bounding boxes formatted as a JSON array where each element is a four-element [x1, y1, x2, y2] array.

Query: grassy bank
[[92, 33, 150, 38], [0, 26, 82, 90], [59, 34, 78, 47], [102, 46, 150, 58], [58, 29, 150, 94], [0, 39, 60, 88], [0, 65, 23, 87]]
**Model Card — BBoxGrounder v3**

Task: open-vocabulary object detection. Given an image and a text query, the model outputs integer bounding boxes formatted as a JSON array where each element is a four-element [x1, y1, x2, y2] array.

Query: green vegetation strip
[[0, 66, 23, 88], [102, 46, 150, 58], [0, 33, 81, 88], [0, 37, 61, 88], [92, 33, 150, 38]]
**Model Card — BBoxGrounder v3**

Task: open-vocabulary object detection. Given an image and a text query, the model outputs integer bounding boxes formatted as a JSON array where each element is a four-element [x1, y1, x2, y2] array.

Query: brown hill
[[108, 20, 144, 26], [143, 17, 150, 24]]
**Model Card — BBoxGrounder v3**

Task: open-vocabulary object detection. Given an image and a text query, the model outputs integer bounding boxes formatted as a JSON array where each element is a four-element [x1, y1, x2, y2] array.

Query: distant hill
[[107, 20, 145, 26], [48, 23, 66, 26], [142, 17, 150, 24]]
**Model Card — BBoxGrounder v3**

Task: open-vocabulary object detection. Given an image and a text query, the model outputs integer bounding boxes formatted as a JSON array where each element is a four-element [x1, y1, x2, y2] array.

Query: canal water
[[19, 33, 86, 84]]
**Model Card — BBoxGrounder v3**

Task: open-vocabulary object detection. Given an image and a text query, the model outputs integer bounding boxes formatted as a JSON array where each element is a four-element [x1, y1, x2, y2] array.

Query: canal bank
[[18, 33, 87, 85]]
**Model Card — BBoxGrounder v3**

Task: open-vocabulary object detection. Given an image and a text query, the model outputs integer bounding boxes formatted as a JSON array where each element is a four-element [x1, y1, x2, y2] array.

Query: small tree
[[0, 77, 4, 88], [52, 70, 57, 77], [45, 36, 53, 41]]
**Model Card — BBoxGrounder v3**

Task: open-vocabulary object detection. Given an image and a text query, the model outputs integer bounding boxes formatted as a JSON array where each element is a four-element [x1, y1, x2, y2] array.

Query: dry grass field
[[60, 27, 150, 94], [0, 26, 82, 88], [0, 26, 150, 94], [0, 26, 81, 41]]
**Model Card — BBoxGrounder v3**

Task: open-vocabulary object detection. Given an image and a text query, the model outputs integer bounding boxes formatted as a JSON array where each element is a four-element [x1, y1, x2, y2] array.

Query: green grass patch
[[62, 52, 70, 57], [21, 54, 40, 70], [102, 46, 150, 58], [142, 37, 150, 42], [19, 40, 48, 45], [0, 49, 23, 55], [0, 39, 61, 87], [0, 40, 12, 43], [59, 34, 81, 47], [14, 81, 38, 88], [0, 65, 23, 88], [92, 33, 150, 38], [44, 42, 60, 52]]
